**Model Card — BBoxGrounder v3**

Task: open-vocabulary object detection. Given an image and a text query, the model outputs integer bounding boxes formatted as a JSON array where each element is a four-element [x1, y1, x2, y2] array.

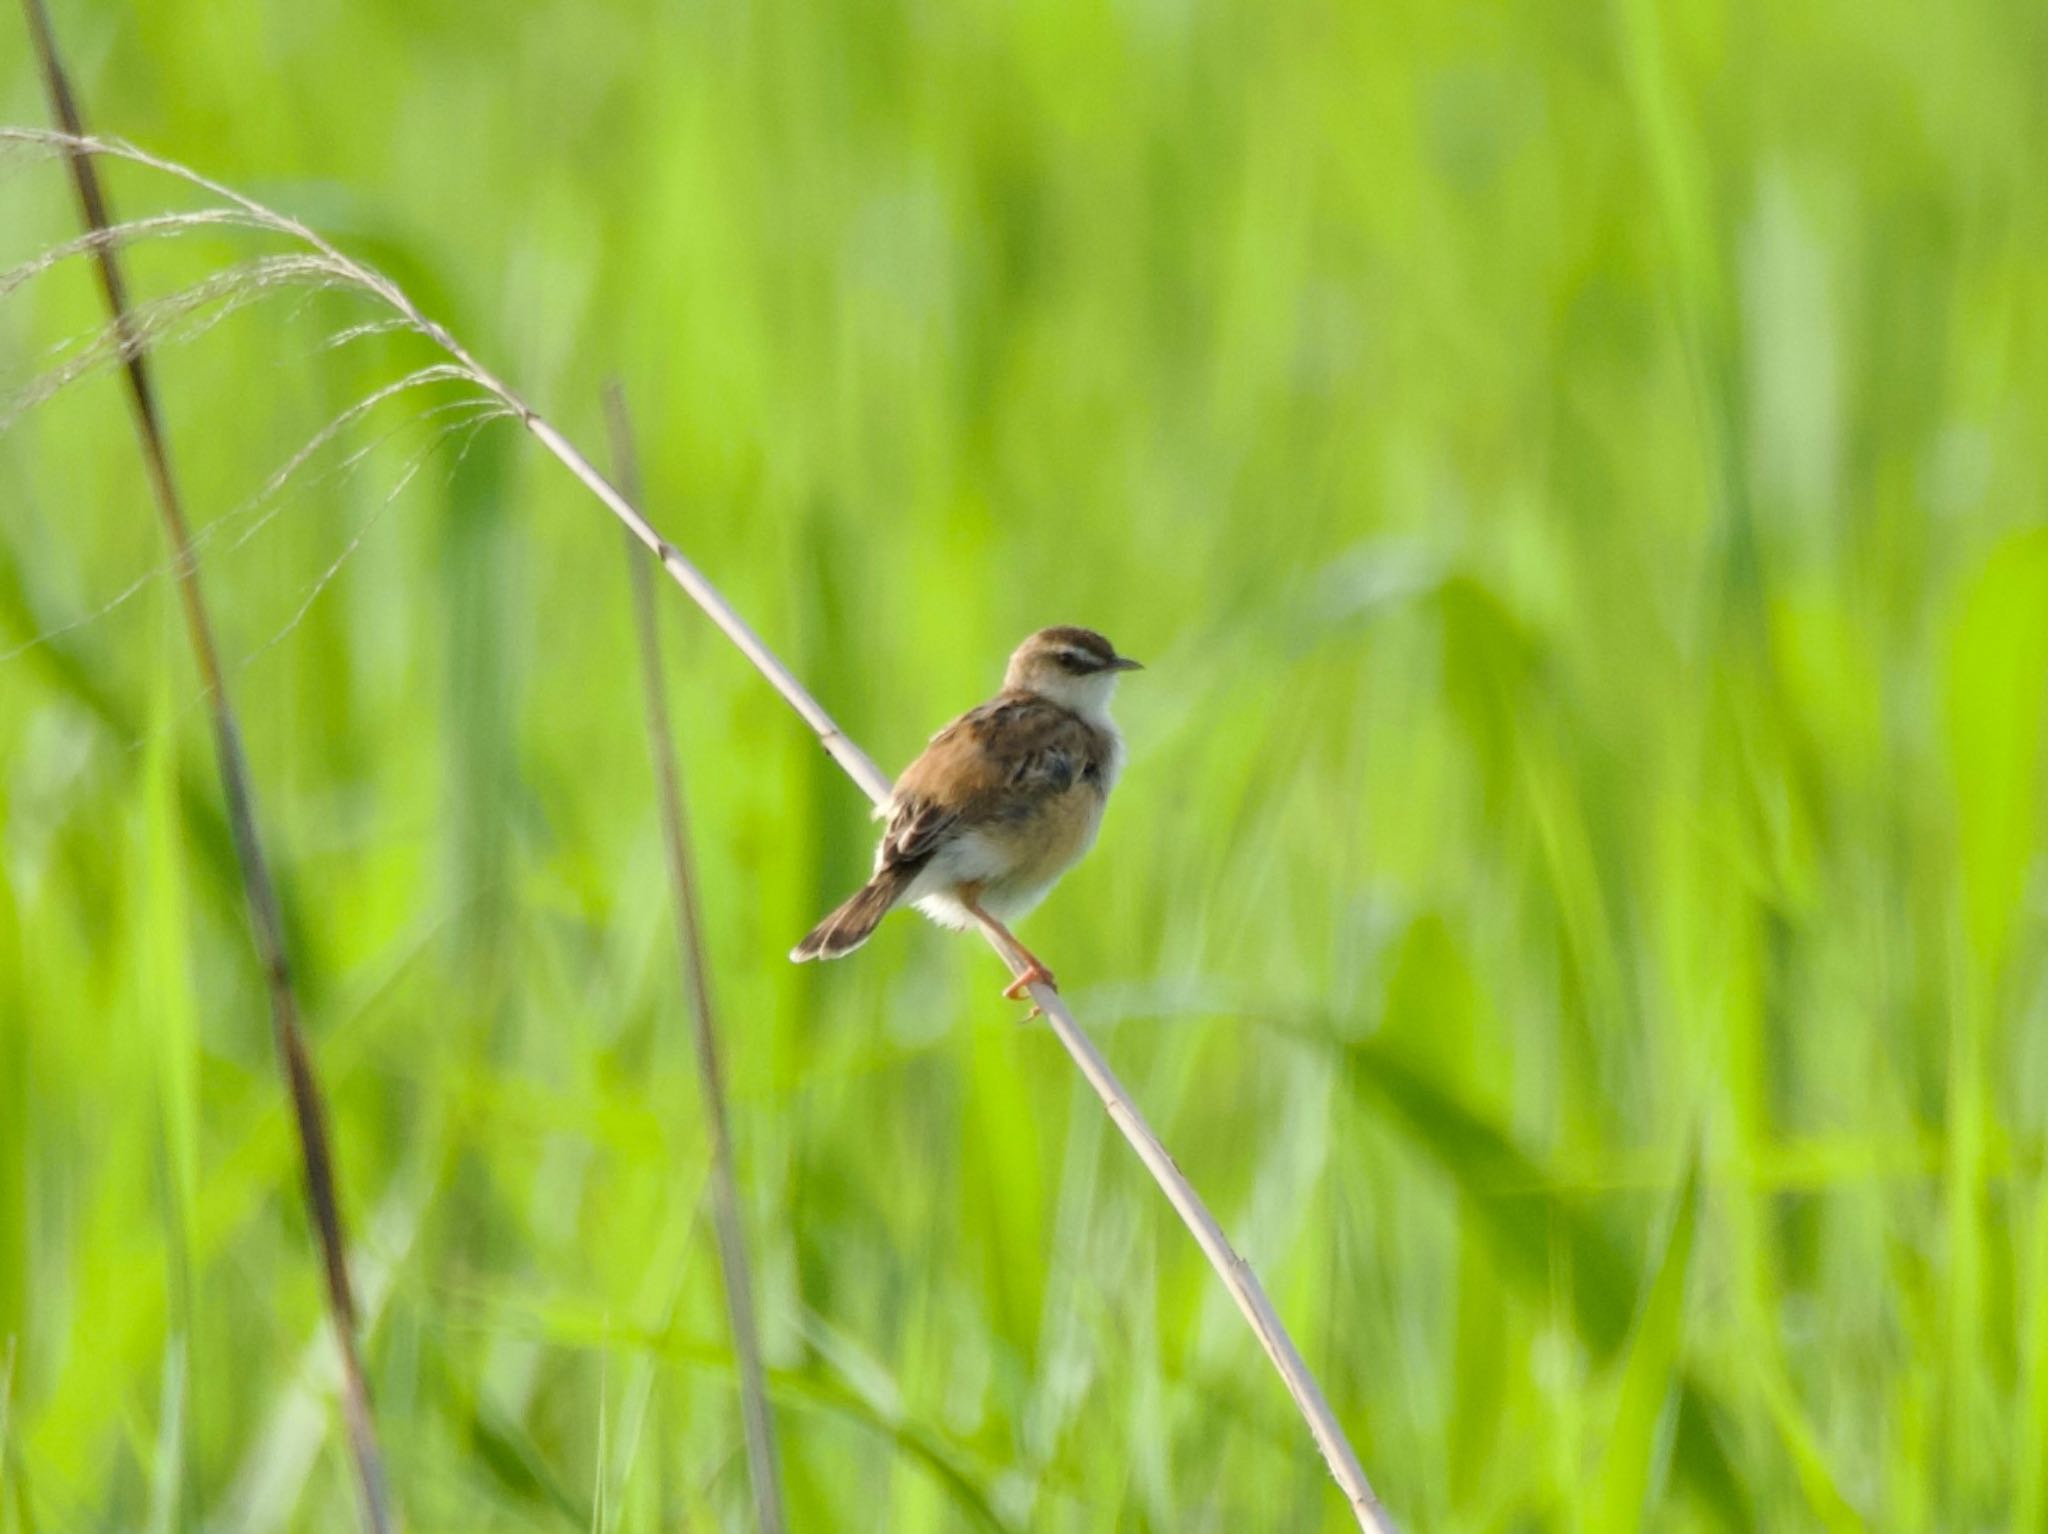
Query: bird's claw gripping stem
[[1002, 960, 1057, 1014]]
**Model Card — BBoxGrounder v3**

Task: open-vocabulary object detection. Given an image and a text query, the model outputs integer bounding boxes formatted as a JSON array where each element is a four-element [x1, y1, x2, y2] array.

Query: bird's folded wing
[[878, 693, 1105, 870]]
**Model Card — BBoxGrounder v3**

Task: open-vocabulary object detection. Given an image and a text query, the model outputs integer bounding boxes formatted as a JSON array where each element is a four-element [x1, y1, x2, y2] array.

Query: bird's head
[[1004, 626, 1143, 720]]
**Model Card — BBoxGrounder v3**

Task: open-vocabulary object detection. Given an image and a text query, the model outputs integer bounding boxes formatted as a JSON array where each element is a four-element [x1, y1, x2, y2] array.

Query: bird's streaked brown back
[[877, 691, 1117, 874]]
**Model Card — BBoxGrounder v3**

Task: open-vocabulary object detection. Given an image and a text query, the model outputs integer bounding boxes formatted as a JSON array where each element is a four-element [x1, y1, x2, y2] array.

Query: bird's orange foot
[[1001, 961, 1057, 1005]]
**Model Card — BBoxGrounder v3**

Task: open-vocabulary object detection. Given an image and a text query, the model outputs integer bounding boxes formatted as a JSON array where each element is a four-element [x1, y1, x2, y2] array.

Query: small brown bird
[[790, 626, 1142, 999]]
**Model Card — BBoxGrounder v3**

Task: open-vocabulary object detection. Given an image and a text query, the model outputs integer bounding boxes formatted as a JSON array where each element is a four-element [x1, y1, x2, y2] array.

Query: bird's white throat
[[1025, 669, 1122, 729]]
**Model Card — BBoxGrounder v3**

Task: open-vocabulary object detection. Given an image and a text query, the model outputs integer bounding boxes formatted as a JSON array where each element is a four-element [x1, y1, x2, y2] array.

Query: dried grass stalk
[[0, 122, 1395, 1532], [13, 9, 392, 1532]]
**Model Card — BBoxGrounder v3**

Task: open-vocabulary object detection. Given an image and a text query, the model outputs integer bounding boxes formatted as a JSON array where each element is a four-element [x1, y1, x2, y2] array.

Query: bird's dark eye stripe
[[1056, 647, 1107, 673]]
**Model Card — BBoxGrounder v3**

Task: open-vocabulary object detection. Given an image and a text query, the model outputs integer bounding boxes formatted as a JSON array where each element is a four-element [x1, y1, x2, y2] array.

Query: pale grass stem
[[605, 383, 787, 1534], [0, 122, 1397, 1532]]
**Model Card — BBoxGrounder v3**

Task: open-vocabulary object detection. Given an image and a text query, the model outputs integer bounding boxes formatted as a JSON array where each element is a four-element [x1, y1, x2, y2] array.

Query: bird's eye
[[1056, 648, 1099, 674]]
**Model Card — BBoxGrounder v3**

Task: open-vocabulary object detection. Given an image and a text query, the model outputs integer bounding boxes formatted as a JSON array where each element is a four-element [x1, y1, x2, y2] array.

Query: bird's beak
[[1109, 656, 1145, 672]]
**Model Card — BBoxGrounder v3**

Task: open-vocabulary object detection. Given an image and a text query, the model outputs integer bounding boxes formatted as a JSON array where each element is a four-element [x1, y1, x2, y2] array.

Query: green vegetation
[[4, 0, 2046, 1526]]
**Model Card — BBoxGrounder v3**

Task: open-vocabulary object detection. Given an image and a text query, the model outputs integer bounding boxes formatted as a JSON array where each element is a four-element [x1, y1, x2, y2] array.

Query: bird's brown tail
[[789, 867, 912, 962]]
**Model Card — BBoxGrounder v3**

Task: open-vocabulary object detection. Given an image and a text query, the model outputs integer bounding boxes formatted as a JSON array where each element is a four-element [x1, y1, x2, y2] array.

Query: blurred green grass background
[[3, 0, 2047, 1527]]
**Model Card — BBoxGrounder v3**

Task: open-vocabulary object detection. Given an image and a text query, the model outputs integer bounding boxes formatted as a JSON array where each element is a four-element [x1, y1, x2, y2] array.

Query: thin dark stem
[[16, 7, 392, 1531], [604, 384, 786, 1534]]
